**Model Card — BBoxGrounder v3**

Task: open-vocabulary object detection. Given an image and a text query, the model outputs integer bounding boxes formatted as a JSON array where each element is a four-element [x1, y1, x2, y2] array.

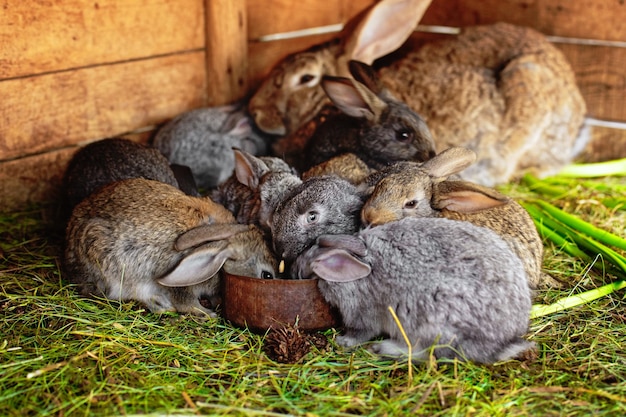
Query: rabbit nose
[[249, 108, 287, 136], [361, 206, 388, 227]]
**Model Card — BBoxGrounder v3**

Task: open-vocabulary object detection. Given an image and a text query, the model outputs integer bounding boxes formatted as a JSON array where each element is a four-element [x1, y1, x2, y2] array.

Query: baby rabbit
[[248, 0, 589, 186], [270, 175, 366, 269], [63, 137, 182, 213], [299, 60, 436, 172], [292, 217, 533, 364], [64, 178, 278, 316], [152, 104, 270, 190], [210, 149, 302, 231], [361, 147, 546, 289], [302, 153, 376, 185]]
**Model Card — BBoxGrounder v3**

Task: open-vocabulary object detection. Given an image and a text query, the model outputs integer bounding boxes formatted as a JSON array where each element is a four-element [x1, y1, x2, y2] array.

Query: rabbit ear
[[434, 181, 510, 213], [233, 148, 269, 189], [348, 60, 385, 95], [158, 242, 231, 287], [176, 223, 251, 251], [317, 234, 367, 257], [421, 147, 477, 180], [322, 76, 387, 121], [221, 113, 251, 136], [311, 249, 371, 282], [344, 0, 433, 64]]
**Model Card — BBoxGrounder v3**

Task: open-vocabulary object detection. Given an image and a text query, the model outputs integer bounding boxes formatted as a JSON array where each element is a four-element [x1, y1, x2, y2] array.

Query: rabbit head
[[248, 0, 432, 137], [270, 175, 366, 267], [361, 147, 477, 225], [302, 153, 376, 185], [308, 60, 436, 169], [295, 217, 533, 363], [63, 178, 276, 316]]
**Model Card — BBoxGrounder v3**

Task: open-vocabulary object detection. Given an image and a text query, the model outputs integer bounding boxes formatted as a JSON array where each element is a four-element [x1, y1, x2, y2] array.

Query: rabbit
[[360, 146, 548, 289], [270, 175, 366, 268], [248, 0, 589, 187], [209, 149, 302, 231], [152, 103, 271, 190], [296, 60, 436, 173], [302, 152, 376, 185], [291, 216, 534, 364], [63, 137, 183, 213], [64, 178, 278, 316]]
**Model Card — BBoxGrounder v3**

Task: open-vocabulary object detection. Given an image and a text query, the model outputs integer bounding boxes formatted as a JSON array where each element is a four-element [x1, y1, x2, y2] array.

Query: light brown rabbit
[[64, 178, 278, 316], [248, 0, 588, 187], [361, 147, 553, 290], [302, 153, 376, 185]]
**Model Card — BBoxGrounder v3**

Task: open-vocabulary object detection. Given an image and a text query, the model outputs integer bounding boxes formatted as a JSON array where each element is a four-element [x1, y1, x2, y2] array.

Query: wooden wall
[[1, 0, 624, 211]]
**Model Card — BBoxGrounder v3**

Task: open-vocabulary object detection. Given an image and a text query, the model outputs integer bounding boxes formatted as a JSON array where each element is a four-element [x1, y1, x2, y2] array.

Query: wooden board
[[246, 0, 625, 41], [0, 0, 205, 79], [0, 52, 206, 161]]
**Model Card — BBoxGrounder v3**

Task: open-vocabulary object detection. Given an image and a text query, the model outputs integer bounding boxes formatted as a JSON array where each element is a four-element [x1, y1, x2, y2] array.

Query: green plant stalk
[[557, 158, 626, 178], [522, 203, 591, 261], [521, 174, 570, 197], [540, 176, 626, 193], [531, 199, 626, 252], [531, 279, 626, 318], [523, 202, 626, 280]]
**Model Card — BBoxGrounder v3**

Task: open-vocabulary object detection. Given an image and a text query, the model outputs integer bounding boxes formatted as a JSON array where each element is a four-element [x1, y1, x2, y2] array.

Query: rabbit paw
[[335, 328, 378, 347], [368, 339, 409, 358]]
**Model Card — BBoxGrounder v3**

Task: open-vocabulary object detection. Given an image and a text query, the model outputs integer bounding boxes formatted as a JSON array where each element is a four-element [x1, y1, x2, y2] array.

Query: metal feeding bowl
[[221, 272, 340, 333]]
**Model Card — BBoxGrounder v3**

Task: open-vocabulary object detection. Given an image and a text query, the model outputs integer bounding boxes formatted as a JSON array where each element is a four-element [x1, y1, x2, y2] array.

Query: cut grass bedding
[[1, 174, 625, 416]]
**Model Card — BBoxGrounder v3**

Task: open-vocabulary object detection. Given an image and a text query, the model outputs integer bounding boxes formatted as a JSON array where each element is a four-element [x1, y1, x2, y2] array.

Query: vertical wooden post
[[205, 0, 249, 106]]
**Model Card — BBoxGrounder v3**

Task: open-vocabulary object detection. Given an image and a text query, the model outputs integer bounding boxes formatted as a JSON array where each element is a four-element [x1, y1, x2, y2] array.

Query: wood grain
[[206, 0, 249, 105], [0, 52, 206, 161], [0, 0, 205, 79]]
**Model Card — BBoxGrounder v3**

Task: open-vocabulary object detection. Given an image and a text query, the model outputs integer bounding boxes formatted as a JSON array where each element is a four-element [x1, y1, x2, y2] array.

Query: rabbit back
[[63, 137, 180, 211], [379, 23, 586, 186], [64, 178, 236, 314], [303, 217, 532, 363]]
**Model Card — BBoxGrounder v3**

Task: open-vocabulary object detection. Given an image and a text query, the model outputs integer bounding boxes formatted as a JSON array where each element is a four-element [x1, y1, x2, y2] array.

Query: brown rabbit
[[302, 153, 376, 185], [64, 178, 278, 316], [248, 0, 589, 187], [361, 147, 553, 290]]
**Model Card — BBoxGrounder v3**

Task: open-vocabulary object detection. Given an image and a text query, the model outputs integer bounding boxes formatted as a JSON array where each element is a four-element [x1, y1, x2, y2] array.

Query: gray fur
[[63, 137, 180, 211], [153, 105, 270, 190], [210, 150, 302, 231], [293, 217, 533, 364], [64, 178, 278, 316], [271, 175, 365, 264]]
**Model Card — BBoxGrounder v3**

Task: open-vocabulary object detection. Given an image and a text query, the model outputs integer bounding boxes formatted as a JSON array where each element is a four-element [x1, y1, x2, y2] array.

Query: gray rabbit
[[361, 147, 548, 289], [270, 175, 366, 268], [292, 217, 533, 364], [64, 178, 278, 316], [153, 104, 270, 190], [300, 61, 436, 172], [210, 149, 302, 231], [63, 137, 183, 212]]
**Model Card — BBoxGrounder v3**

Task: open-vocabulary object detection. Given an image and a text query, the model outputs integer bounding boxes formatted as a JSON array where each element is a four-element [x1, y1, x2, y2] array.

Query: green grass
[[1, 176, 626, 416]]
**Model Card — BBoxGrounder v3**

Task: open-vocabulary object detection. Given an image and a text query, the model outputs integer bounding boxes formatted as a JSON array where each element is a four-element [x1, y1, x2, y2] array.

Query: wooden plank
[[206, 0, 249, 105], [0, 0, 205, 79], [247, 0, 374, 40], [246, 0, 625, 42], [0, 52, 207, 161], [578, 126, 626, 163], [0, 148, 74, 212], [557, 43, 626, 122], [420, 0, 626, 41]]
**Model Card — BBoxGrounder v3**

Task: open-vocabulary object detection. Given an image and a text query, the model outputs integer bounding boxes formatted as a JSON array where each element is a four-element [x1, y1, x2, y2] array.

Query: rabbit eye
[[299, 74, 315, 85], [306, 211, 319, 223], [261, 270, 274, 279], [396, 129, 413, 142], [404, 200, 418, 209]]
